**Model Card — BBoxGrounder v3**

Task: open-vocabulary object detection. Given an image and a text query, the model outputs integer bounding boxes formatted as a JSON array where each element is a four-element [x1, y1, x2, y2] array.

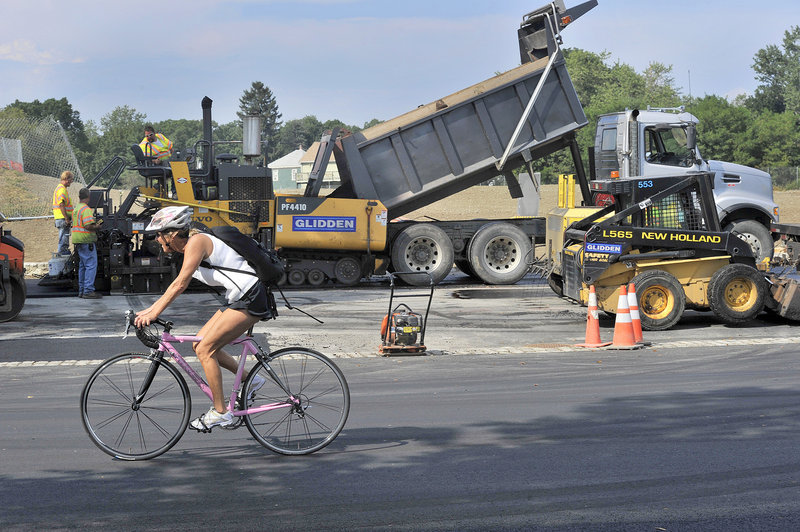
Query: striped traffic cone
[[627, 282, 651, 347], [610, 284, 641, 349], [627, 282, 643, 343], [576, 285, 611, 348]]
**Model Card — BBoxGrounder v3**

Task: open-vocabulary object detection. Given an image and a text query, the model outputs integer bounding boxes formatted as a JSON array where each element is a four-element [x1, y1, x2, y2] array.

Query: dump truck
[[546, 172, 800, 330], [0, 212, 25, 322], [591, 107, 779, 262], [287, 0, 599, 286]]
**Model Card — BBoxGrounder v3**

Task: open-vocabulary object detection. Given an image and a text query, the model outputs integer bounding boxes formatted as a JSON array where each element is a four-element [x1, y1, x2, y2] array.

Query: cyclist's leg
[[194, 308, 260, 413]]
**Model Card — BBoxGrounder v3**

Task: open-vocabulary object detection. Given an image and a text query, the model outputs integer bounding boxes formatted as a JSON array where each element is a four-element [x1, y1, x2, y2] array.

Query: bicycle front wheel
[[80, 353, 191, 461], [244, 347, 350, 455]]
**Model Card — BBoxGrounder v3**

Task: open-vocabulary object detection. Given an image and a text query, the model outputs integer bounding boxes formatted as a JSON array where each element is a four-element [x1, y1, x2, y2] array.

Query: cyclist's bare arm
[[135, 234, 212, 327]]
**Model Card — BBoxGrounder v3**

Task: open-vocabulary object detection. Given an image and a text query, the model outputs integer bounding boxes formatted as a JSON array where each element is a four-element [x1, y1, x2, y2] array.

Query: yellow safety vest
[[52, 183, 74, 219], [71, 204, 98, 244], [139, 133, 173, 161]]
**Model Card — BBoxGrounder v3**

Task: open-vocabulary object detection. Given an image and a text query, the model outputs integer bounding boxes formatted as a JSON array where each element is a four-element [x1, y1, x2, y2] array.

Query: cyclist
[[134, 206, 271, 430]]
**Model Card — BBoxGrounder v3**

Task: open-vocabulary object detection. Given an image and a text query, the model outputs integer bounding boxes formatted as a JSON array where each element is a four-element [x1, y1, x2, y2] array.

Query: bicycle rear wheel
[[80, 353, 191, 460], [244, 347, 350, 455]]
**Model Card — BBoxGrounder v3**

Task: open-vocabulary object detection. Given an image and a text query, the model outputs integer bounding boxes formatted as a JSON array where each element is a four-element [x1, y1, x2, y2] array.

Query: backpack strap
[[199, 261, 323, 324]]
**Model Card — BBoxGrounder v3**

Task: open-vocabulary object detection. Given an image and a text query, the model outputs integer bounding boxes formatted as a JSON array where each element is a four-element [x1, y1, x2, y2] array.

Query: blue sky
[[1, 0, 797, 130]]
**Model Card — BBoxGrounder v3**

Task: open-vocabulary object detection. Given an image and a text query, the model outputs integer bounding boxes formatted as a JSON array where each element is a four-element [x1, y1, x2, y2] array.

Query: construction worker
[[139, 125, 173, 164], [52, 170, 74, 255], [71, 188, 102, 299]]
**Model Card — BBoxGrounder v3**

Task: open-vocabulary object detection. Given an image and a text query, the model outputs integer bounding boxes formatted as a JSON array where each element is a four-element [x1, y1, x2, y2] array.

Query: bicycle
[[80, 310, 350, 461]]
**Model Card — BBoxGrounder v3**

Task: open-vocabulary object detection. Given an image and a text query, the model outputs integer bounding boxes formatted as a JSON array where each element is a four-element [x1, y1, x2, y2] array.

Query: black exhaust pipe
[[201, 96, 213, 175]]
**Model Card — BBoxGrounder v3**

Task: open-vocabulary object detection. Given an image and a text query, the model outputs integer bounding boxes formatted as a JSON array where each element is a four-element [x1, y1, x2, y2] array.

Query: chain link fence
[[0, 137, 24, 172], [0, 116, 85, 218], [764, 166, 800, 190]]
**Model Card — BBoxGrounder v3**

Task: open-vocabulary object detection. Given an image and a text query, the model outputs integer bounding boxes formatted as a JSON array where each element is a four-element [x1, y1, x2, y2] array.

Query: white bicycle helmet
[[145, 206, 193, 233]]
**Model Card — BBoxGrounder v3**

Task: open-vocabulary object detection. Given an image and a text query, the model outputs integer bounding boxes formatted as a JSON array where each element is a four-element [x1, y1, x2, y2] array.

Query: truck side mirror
[[686, 124, 697, 151]]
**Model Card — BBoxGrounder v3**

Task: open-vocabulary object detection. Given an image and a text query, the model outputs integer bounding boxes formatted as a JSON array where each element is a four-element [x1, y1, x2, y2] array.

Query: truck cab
[[593, 107, 778, 261]]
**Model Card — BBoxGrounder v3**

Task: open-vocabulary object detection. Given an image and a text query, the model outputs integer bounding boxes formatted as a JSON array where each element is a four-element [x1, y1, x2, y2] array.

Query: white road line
[[2, 336, 799, 368]]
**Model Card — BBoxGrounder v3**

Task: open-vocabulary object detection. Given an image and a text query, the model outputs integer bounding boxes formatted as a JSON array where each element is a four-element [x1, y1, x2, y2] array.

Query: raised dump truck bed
[[332, 54, 587, 219]]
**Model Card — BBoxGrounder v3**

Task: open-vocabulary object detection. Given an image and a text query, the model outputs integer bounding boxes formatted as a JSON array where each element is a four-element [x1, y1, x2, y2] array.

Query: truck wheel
[[724, 220, 773, 262], [391, 224, 454, 285], [455, 259, 479, 280], [467, 223, 532, 285], [708, 263, 766, 325], [629, 270, 685, 331], [0, 275, 26, 322]]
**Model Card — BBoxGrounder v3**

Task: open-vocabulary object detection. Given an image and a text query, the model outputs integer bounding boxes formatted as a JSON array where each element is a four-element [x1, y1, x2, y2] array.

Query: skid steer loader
[[546, 172, 800, 330]]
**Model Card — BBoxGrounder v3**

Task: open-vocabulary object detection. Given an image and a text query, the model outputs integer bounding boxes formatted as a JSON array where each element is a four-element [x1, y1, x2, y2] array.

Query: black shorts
[[226, 282, 276, 320]]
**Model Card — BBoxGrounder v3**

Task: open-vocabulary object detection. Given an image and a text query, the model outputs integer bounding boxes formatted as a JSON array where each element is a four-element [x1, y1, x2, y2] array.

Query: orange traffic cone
[[627, 282, 643, 343], [610, 284, 640, 349], [576, 285, 611, 348], [627, 282, 651, 347]]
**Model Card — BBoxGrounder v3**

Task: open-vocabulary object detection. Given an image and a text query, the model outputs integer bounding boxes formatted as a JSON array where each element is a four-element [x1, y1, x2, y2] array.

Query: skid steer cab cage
[[567, 173, 757, 286], [379, 272, 434, 356]]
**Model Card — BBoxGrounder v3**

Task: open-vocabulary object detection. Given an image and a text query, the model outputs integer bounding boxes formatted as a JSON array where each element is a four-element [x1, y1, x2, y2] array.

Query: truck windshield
[[644, 126, 694, 168]]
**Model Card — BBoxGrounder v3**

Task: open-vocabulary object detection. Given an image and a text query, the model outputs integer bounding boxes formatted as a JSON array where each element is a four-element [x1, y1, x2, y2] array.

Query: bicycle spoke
[[100, 373, 133, 403], [244, 349, 349, 455], [81, 354, 190, 461]]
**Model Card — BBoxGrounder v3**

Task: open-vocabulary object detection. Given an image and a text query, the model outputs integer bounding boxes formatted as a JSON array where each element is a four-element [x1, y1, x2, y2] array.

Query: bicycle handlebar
[[124, 310, 173, 348]]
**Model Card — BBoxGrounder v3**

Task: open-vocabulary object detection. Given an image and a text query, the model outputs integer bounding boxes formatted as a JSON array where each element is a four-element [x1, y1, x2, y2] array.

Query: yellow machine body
[[139, 161, 275, 237], [274, 195, 388, 252]]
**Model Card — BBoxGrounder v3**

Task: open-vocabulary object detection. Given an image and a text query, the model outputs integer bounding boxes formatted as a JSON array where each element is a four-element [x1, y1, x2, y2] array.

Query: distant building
[[267, 148, 306, 191], [296, 142, 341, 191]]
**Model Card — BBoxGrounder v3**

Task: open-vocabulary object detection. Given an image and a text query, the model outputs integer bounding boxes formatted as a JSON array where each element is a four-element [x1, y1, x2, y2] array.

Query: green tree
[[5, 97, 88, 151], [362, 118, 383, 129], [688, 95, 752, 163], [749, 25, 800, 114], [272, 115, 324, 159], [737, 111, 799, 167], [82, 106, 147, 186], [238, 81, 282, 158]]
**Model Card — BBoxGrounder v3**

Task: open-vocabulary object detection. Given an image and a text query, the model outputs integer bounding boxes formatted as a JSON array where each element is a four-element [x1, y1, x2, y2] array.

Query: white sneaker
[[247, 374, 267, 403], [190, 407, 234, 432]]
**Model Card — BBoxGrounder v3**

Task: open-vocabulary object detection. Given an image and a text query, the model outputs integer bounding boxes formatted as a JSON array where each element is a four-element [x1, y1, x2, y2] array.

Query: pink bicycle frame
[[156, 333, 295, 416]]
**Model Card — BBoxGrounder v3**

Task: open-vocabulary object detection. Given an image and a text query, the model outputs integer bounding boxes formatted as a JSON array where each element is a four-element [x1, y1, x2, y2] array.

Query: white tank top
[[191, 233, 258, 304]]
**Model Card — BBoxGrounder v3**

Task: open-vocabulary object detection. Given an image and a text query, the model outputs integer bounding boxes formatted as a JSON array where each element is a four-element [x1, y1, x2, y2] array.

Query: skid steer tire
[[467, 223, 532, 285], [724, 220, 773, 263], [547, 273, 563, 297], [708, 263, 766, 325], [630, 270, 686, 331], [391, 224, 454, 286]]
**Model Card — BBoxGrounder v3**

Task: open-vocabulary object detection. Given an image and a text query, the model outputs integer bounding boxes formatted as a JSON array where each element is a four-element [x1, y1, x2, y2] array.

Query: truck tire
[[0, 274, 26, 322], [467, 223, 532, 285], [629, 270, 685, 331], [454, 259, 479, 281], [724, 220, 773, 263], [708, 263, 766, 325], [391, 224, 454, 285]]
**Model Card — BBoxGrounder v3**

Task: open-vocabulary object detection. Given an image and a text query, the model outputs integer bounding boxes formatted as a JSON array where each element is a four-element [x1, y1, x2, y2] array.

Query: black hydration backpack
[[200, 225, 285, 286]]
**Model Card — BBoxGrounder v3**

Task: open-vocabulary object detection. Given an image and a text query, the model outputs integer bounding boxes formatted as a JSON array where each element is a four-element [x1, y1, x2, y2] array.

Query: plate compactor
[[379, 273, 434, 355]]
